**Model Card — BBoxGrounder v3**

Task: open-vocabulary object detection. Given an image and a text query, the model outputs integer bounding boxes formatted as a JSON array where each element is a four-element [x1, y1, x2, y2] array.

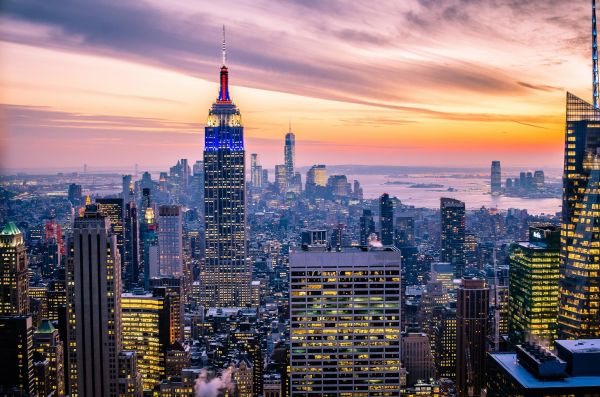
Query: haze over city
[[2, 1, 600, 397], [0, 0, 593, 171]]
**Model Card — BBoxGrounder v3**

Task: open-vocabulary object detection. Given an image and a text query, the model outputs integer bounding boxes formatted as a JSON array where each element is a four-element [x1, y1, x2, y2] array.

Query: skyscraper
[[290, 248, 402, 396], [456, 278, 489, 397], [379, 193, 394, 246], [0, 315, 34, 394], [359, 209, 376, 246], [275, 164, 287, 194], [508, 225, 560, 345], [440, 197, 466, 278], [122, 174, 132, 202], [305, 164, 326, 194], [558, 92, 600, 339], [67, 205, 122, 397], [491, 160, 501, 194], [250, 153, 263, 190], [121, 290, 171, 391], [33, 320, 66, 397], [158, 205, 183, 277], [96, 197, 125, 271], [203, 34, 250, 307], [0, 222, 29, 316], [67, 183, 82, 206], [284, 129, 295, 182], [124, 196, 140, 289]]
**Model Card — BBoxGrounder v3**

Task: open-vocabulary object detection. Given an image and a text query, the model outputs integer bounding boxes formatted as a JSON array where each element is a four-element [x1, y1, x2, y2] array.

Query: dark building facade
[[379, 193, 394, 246], [491, 160, 501, 194], [0, 316, 34, 395], [440, 197, 466, 278], [456, 278, 488, 397]]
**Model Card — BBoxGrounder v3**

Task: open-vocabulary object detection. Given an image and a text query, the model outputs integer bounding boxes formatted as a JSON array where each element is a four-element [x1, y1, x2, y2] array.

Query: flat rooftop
[[490, 353, 600, 389], [555, 339, 600, 354]]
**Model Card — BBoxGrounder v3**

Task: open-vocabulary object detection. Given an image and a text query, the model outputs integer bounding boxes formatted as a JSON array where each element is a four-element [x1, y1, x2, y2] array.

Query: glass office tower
[[558, 93, 600, 339]]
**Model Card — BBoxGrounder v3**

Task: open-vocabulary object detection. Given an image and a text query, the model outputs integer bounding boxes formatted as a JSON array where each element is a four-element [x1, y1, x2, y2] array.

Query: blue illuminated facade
[[202, 60, 250, 307]]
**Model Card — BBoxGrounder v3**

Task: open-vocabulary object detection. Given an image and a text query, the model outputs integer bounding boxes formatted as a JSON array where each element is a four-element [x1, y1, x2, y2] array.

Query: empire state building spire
[[218, 25, 231, 103]]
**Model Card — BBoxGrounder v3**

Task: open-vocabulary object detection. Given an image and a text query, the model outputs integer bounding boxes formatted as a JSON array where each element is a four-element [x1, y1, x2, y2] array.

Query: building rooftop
[[36, 320, 56, 334], [490, 353, 600, 389], [555, 339, 600, 354], [0, 222, 21, 236]]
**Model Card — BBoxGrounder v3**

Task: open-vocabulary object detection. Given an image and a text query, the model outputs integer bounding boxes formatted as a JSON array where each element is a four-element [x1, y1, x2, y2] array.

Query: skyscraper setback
[[67, 205, 122, 396], [202, 34, 250, 307]]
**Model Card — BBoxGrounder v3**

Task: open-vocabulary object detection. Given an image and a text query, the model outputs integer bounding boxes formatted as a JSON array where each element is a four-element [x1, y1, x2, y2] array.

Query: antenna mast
[[222, 25, 227, 66], [594, 0, 599, 109]]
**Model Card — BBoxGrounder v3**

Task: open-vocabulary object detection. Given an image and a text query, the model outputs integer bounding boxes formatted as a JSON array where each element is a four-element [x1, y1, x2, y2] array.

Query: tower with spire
[[202, 27, 250, 307], [284, 122, 296, 184], [557, 0, 600, 339]]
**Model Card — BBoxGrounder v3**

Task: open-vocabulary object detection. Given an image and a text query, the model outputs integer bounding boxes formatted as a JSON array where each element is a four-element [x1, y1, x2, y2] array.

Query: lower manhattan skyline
[[1, 1, 600, 397], [0, 0, 595, 171]]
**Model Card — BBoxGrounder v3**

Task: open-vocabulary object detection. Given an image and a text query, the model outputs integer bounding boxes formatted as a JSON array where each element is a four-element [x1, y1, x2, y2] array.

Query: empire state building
[[202, 31, 250, 307]]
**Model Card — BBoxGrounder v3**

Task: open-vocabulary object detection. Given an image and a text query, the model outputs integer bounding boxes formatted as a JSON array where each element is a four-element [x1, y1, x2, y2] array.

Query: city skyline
[[0, 0, 595, 170]]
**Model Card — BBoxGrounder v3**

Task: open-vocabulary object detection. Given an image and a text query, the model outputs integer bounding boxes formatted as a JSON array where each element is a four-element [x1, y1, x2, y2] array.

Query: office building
[[533, 170, 545, 188], [290, 249, 402, 396], [122, 174, 132, 202], [158, 205, 183, 277], [380, 193, 394, 246], [67, 183, 83, 206], [491, 161, 501, 194], [432, 304, 456, 380], [117, 351, 143, 397], [0, 315, 34, 395], [558, 93, 600, 339], [487, 340, 600, 396], [121, 291, 171, 391], [456, 278, 488, 397], [33, 320, 65, 396], [305, 164, 327, 194], [149, 277, 184, 344], [359, 209, 376, 246], [96, 197, 125, 266], [285, 130, 295, 182], [275, 164, 287, 193], [67, 204, 122, 396], [401, 332, 435, 386], [250, 153, 263, 189], [508, 225, 560, 345], [203, 45, 250, 307], [124, 196, 140, 289], [440, 198, 466, 278], [0, 222, 29, 316]]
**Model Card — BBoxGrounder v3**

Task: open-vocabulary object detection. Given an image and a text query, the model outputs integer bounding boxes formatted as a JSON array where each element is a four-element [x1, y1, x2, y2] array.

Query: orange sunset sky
[[0, 0, 595, 171]]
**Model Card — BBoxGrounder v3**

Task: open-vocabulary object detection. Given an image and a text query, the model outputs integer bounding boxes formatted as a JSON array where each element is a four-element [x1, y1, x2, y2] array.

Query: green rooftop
[[0, 222, 21, 236], [36, 320, 56, 334]]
